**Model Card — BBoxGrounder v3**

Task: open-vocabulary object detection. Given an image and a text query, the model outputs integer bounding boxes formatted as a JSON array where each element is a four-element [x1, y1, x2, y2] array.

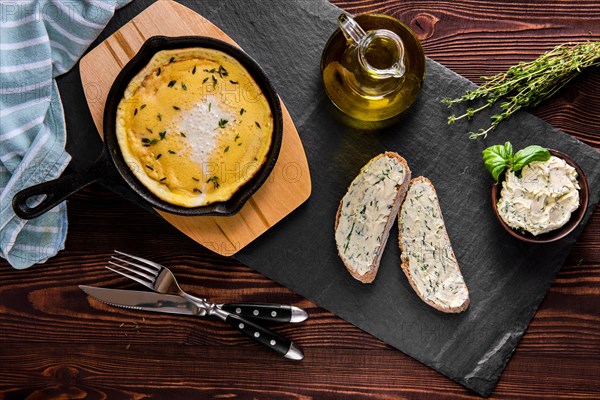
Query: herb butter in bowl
[[485, 143, 589, 243]]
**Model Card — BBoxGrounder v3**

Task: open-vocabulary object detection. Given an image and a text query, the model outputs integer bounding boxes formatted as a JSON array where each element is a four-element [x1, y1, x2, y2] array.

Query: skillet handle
[[12, 156, 108, 220]]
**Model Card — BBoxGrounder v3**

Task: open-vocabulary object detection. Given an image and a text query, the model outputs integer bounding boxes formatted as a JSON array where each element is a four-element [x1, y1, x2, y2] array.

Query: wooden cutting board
[[79, 0, 311, 256]]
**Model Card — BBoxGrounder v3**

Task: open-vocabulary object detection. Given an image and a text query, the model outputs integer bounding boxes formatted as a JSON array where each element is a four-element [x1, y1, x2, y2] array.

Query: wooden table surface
[[1, 0, 598, 398]]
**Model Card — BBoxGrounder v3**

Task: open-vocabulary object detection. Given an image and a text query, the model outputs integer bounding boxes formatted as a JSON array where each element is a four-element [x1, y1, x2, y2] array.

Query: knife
[[78, 285, 308, 323], [79, 285, 305, 360]]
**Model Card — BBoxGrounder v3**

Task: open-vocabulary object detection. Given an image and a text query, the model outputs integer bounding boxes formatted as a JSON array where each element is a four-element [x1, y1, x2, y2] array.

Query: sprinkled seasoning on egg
[[116, 48, 273, 207]]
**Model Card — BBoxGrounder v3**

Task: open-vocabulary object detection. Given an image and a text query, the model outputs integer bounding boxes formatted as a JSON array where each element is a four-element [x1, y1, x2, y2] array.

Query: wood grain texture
[[1, 0, 599, 399], [80, 0, 311, 257]]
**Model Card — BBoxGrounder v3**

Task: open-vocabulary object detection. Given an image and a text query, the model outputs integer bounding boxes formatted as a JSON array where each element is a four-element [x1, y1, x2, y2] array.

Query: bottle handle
[[338, 13, 366, 45]]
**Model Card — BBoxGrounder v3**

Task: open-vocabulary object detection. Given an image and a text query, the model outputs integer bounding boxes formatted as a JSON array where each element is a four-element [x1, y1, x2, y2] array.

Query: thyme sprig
[[443, 42, 600, 139]]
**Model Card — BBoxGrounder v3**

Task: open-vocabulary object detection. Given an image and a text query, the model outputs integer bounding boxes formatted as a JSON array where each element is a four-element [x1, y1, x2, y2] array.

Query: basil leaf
[[482, 142, 514, 182], [512, 145, 551, 173]]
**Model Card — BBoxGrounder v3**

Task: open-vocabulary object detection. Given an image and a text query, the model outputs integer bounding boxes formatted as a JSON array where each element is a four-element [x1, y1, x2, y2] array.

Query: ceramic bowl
[[491, 149, 589, 244]]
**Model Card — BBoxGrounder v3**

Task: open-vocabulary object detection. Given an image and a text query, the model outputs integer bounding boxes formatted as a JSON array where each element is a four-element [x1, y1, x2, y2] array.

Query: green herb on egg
[[169, 57, 175, 63], [180, 132, 186, 138], [156, 154, 162, 160], [159, 131, 166, 140], [224, 146, 230, 153], [146, 128, 153, 133], [160, 177, 167, 182], [218, 65, 229, 78], [218, 119, 228, 129], [255, 121, 261, 128], [168, 80, 176, 88], [157, 67, 161, 76], [212, 75, 217, 87], [134, 108, 138, 116], [207, 176, 220, 189], [181, 83, 187, 91], [202, 77, 209, 84], [173, 106, 180, 111], [140, 104, 147, 109], [192, 65, 197, 74], [230, 80, 238, 84], [168, 150, 176, 154], [142, 138, 159, 146], [157, 113, 162, 121], [146, 164, 154, 171], [240, 108, 245, 115]]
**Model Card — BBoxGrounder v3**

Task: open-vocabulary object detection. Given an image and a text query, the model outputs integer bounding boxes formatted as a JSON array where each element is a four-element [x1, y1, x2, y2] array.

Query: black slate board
[[56, 0, 600, 396]]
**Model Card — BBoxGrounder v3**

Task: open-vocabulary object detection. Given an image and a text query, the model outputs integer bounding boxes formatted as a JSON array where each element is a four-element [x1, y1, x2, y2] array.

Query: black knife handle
[[220, 303, 307, 324], [223, 313, 303, 360]]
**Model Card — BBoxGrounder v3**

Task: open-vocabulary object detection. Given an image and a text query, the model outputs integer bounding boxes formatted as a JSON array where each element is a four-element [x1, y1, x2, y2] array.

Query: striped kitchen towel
[[0, 0, 131, 269]]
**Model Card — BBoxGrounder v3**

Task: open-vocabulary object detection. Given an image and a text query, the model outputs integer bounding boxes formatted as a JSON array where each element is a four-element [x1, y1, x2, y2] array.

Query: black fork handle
[[220, 303, 308, 324], [211, 307, 304, 361]]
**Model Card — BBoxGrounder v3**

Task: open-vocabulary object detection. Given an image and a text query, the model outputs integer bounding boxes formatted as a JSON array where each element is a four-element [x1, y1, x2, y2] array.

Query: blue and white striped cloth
[[0, 0, 131, 269]]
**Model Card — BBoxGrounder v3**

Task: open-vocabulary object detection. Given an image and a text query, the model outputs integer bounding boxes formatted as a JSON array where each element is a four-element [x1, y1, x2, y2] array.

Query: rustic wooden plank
[[1, 0, 599, 398], [1, 343, 599, 400]]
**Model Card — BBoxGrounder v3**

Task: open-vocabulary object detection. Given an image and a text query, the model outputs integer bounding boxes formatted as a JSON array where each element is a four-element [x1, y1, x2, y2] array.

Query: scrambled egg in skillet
[[116, 48, 273, 207]]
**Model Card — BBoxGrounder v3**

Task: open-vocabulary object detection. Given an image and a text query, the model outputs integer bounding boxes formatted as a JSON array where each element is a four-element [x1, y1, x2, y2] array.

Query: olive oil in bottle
[[321, 14, 426, 129]]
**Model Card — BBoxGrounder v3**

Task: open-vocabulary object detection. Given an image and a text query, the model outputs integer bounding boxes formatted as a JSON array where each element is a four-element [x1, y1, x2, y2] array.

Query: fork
[[106, 250, 304, 360]]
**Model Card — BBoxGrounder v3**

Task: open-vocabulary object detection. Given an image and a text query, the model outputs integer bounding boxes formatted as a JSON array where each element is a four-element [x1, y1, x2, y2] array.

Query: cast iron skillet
[[13, 36, 283, 219]]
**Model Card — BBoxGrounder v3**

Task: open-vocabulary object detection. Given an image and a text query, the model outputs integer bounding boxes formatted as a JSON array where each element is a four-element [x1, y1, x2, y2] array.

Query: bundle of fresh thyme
[[442, 41, 600, 139]]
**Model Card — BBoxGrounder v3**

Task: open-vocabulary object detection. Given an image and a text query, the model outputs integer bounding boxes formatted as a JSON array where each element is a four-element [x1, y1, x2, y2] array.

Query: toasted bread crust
[[398, 177, 470, 312], [335, 152, 411, 283]]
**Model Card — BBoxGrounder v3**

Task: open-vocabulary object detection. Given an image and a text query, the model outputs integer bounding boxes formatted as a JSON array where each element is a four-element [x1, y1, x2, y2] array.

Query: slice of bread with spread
[[398, 177, 469, 313], [335, 152, 411, 283]]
